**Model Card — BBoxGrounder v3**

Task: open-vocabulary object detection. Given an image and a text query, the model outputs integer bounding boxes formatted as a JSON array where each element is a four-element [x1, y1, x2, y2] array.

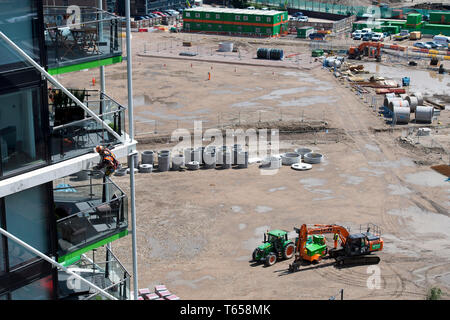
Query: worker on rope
[[94, 145, 120, 176]]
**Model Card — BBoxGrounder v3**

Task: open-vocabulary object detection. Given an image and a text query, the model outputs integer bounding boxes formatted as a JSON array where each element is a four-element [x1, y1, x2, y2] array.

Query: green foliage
[[231, 0, 249, 9], [426, 287, 442, 300]]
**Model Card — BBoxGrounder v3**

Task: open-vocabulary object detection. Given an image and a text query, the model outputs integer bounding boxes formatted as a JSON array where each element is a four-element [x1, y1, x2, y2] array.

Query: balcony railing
[[49, 89, 127, 163], [44, 6, 122, 71], [54, 174, 128, 260], [58, 246, 130, 300]]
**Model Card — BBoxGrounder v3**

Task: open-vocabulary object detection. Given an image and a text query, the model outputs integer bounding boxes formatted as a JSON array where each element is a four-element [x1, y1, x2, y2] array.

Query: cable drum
[[257, 48, 270, 59], [384, 97, 402, 109], [393, 106, 410, 124], [415, 106, 434, 123], [406, 96, 418, 113], [388, 99, 409, 112], [269, 48, 284, 60], [411, 92, 423, 105]]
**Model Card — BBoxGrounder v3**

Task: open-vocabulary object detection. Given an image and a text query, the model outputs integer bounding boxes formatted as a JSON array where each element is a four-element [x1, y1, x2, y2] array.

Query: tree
[[231, 0, 249, 9]]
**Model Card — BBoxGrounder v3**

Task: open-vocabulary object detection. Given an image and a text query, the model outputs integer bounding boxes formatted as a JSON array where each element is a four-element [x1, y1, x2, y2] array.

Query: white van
[[433, 35, 450, 47]]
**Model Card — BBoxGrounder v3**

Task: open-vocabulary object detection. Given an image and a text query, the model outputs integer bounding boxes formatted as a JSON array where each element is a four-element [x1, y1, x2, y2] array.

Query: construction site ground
[[58, 31, 450, 300]]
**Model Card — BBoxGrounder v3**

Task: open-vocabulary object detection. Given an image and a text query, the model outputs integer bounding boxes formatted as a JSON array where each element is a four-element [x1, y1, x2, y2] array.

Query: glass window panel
[[5, 184, 51, 268], [10, 275, 54, 300], [0, 87, 46, 176], [0, 0, 41, 72]]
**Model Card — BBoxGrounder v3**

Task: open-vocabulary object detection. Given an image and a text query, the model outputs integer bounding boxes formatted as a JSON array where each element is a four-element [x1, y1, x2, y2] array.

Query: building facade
[[0, 0, 136, 300]]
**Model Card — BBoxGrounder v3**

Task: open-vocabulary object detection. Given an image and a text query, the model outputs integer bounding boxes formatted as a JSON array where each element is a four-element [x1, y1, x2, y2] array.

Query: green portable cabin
[[430, 12, 450, 25], [297, 26, 314, 38], [406, 13, 422, 26], [422, 24, 450, 36], [382, 25, 400, 35]]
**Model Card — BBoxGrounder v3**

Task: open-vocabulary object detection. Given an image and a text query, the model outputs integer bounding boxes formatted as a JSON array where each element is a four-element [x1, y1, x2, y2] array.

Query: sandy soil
[[58, 31, 450, 300]]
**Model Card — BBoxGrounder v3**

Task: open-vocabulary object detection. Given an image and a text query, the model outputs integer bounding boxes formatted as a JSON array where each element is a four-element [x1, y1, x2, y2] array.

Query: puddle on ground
[[258, 87, 309, 100], [231, 101, 262, 108], [404, 170, 449, 188], [368, 158, 414, 169], [168, 275, 215, 289], [359, 167, 385, 177], [147, 236, 206, 260], [387, 206, 450, 256], [365, 144, 381, 153], [268, 186, 287, 193], [138, 110, 208, 121], [280, 71, 334, 89], [339, 174, 365, 185], [387, 184, 412, 196], [299, 178, 327, 187], [231, 206, 244, 213], [277, 95, 337, 107], [255, 206, 273, 213], [242, 225, 270, 251], [362, 62, 450, 96]]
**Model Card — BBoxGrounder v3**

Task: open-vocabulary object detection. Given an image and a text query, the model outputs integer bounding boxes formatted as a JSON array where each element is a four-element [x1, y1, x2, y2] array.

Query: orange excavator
[[348, 42, 383, 62], [288, 224, 383, 272]]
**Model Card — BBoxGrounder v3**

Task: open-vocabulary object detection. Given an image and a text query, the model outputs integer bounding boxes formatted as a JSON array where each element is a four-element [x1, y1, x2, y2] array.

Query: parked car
[[371, 33, 384, 42], [152, 11, 166, 17], [433, 35, 450, 47], [425, 41, 438, 49], [261, 7, 268, 10], [247, 6, 255, 10], [414, 42, 432, 49], [353, 33, 362, 40], [352, 30, 362, 38], [309, 32, 325, 40], [362, 33, 373, 41], [293, 12, 303, 17], [297, 16, 308, 22], [134, 16, 145, 21], [361, 28, 372, 35]]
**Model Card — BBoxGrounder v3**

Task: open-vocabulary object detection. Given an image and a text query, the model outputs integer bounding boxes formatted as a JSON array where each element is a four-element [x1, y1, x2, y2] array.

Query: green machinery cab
[[252, 229, 295, 267]]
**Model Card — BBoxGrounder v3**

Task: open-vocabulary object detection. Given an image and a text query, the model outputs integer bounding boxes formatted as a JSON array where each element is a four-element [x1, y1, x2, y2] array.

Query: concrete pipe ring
[[294, 148, 313, 158], [281, 152, 301, 165], [186, 161, 200, 170], [138, 164, 153, 173], [303, 152, 323, 164]]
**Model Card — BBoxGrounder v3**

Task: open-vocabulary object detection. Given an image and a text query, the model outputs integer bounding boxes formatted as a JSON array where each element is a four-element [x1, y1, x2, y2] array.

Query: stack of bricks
[[137, 285, 180, 300]]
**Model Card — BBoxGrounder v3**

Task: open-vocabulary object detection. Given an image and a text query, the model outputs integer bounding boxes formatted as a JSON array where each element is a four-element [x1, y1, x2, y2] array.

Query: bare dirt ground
[[59, 31, 450, 300]]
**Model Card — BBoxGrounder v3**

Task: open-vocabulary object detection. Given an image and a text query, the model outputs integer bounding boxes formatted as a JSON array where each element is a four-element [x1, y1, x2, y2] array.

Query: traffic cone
[[92, 77, 96, 86], [208, 72, 211, 80]]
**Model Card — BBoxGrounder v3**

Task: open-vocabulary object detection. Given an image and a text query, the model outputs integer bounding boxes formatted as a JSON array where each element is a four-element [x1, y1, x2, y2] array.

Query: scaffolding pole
[[125, 0, 139, 300]]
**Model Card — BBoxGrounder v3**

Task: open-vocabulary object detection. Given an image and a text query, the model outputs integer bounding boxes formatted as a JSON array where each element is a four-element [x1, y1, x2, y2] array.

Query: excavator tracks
[[335, 255, 381, 267]]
